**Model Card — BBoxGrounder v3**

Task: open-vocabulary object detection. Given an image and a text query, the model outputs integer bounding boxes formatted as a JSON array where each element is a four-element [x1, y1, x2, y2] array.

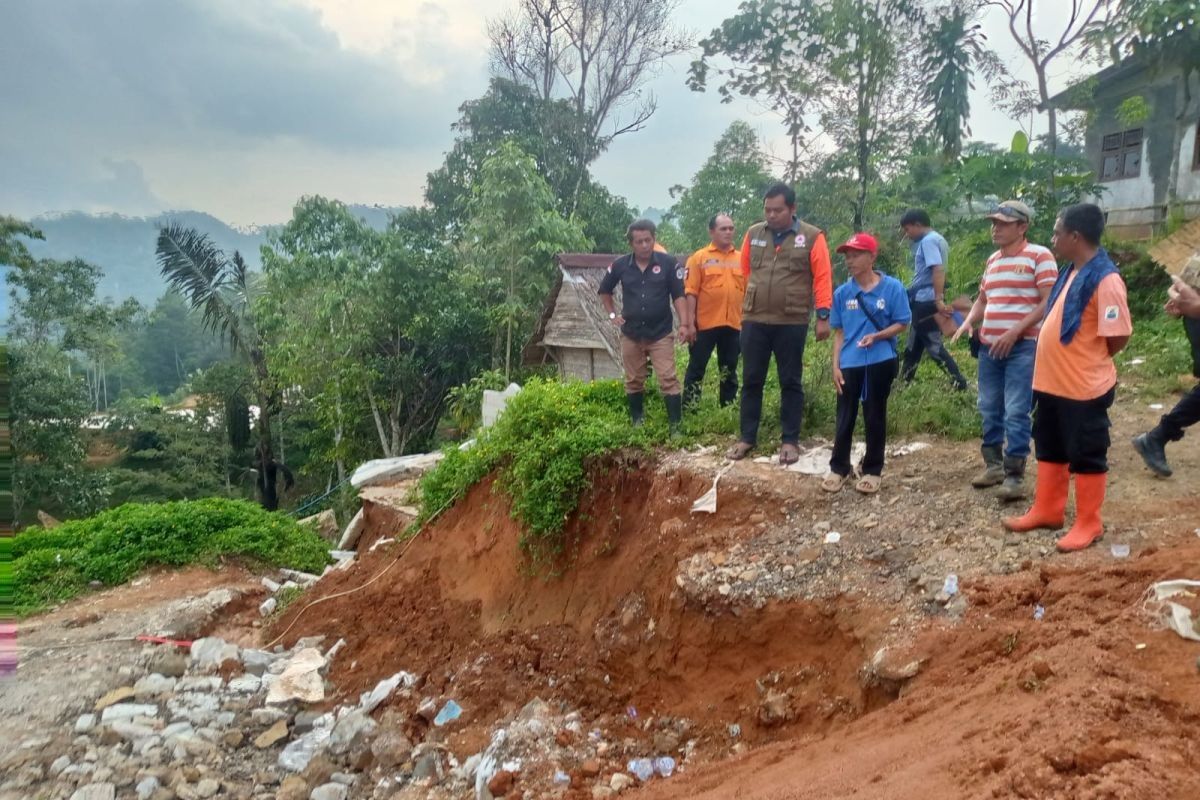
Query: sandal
[[726, 441, 754, 461], [779, 443, 800, 466], [821, 473, 846, 493], [855, 475, 881, 494]]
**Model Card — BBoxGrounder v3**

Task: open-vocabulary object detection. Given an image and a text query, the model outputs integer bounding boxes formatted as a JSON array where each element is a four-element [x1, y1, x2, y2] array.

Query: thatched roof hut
[[524, 254, 624, 381]]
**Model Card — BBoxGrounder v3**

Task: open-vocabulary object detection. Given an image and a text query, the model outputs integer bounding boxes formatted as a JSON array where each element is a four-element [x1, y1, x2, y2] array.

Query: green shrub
[[13, 498, 331, 614]]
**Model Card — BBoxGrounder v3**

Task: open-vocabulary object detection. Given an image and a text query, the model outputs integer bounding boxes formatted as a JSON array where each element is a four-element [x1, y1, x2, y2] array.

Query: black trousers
[[831, 359, 898, 477], [901, 301, 967, 387], [1032, 388, 1115, 474], [739, 321, 808, 446], [1155, 317, 1200, 441], [684, 325, 740, 407]]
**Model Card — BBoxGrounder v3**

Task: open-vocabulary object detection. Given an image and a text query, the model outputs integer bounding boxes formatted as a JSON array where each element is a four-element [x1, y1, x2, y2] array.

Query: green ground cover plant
[[13, 498, 331, 614]]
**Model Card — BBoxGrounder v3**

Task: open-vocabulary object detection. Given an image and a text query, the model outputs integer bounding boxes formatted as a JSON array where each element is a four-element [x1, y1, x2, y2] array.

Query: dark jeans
[[739, 321, 808, 446], [1153, 317, 1200, 440], [901, 301, 967, 387], [684, 325, 740, 407], [1033, 388, 1115, 474], [831, 359, 898, 477]]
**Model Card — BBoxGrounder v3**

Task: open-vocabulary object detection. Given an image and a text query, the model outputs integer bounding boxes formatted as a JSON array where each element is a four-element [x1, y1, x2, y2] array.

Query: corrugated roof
[[1148, 217, 1200, 275]]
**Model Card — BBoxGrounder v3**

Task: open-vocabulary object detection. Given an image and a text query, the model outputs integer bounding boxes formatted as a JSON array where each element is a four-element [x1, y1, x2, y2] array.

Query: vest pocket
[[742, 285, 757, 312]]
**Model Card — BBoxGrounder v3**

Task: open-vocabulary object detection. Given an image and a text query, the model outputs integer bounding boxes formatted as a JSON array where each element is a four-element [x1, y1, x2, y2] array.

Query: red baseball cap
[[836, 232, 878, 255]]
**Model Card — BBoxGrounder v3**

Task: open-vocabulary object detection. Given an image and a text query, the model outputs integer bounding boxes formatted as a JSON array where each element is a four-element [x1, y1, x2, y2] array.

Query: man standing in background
[[599, 219, 692, 435], [683, 213, 744, 409], [952, 201, 1057, 500], [726, 183, 832, 465], [899, 208, 968, 391]]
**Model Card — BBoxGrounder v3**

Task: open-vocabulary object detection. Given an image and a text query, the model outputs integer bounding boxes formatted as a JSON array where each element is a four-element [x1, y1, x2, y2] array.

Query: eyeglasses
[[995, 205, 1029, 221]]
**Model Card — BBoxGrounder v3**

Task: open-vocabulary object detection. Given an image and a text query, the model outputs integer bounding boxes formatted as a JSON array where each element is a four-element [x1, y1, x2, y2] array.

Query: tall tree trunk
[[366, 386, 394, 457]]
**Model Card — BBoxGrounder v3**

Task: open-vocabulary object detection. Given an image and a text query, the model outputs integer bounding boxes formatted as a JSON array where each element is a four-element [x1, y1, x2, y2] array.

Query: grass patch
[[12, 498, 331, 615]]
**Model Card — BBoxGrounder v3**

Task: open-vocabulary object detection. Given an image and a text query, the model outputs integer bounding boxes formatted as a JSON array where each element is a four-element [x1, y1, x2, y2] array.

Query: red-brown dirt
[[268, 406, 1200, 798]]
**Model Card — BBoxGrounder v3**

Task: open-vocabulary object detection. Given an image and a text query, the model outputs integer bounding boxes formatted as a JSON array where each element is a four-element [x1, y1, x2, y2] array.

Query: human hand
[[612, 315, 625, 326], [935, 300, 952, 316], [832, 365, 844, 395], [857, 333, 878, 348], [950, 321, 970, 343], [988, 329, 1020, 359], [815, 318, 831, 341], [678, 324, 695, 344], [1170, 276, 1200, 319]]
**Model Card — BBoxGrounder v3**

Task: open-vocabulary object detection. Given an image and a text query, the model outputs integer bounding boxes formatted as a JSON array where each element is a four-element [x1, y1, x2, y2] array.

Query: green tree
[[122, 291, 229, 396], [463, 141, 590, 380], [920, 4, 1000, 158], [690, 0, 926, 230], [155, 225, 291, 510], [665, 121, 774, 251], [425, 78, 634, 250]]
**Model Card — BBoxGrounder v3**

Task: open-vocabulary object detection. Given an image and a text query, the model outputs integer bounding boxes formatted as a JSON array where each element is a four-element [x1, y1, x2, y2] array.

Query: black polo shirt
[[598, 252, 685, 342]]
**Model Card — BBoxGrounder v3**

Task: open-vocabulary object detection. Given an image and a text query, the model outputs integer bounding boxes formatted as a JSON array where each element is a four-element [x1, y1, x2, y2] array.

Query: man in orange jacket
[[726, 184, 833, 465], [1003, 204, 1131, 551], [683, 213, 744, 408]]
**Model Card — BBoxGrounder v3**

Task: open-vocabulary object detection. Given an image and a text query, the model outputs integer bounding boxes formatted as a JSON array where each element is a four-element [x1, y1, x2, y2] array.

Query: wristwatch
[[609, 312, 617, 320], [816, 308, 831, 321]]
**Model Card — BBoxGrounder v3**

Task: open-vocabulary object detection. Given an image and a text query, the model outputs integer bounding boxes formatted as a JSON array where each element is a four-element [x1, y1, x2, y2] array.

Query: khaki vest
[[742, 219, 822, 324]]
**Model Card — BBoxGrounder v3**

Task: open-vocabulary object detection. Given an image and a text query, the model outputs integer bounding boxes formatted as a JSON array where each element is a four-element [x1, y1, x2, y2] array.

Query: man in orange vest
[[683, 213, 744, 408]]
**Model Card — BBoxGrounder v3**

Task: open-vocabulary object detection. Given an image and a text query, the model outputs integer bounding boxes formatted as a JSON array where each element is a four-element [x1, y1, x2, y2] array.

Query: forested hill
[[18, 205, 403, 307]]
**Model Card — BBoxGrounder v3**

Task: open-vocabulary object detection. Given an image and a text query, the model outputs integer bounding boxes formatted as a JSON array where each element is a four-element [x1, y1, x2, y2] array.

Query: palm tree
[[155, 224, 292, 510], [920, 4, 989, 159]]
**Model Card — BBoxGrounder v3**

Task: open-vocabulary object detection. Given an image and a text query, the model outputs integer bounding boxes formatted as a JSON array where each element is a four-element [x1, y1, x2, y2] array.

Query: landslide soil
[[268, 391, 1200, 799]]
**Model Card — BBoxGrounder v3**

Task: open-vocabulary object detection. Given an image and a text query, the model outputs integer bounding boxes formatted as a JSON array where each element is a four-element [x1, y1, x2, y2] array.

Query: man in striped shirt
[[953, 201, 1058, 499]]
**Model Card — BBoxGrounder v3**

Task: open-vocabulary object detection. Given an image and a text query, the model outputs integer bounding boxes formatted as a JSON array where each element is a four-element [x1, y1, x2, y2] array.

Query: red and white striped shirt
[[979, 242, 1058, 345]]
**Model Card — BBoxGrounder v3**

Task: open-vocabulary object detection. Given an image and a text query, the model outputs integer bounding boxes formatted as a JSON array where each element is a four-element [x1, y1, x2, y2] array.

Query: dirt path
[[4, 566, 259, 740]]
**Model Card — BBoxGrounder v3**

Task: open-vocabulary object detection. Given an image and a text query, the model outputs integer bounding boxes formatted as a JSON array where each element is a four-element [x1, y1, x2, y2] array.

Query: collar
[[706, 242, 737, 254], [769, 216, 801, 237], [998, 238, 1028, 258]]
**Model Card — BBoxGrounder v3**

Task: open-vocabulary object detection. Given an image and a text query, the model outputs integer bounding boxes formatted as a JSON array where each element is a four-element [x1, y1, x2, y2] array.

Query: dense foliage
[[12, 498, 331, 613]]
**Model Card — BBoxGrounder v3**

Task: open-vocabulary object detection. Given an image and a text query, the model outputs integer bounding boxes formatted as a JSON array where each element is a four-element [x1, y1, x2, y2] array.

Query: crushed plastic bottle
[[1110, 544, 1130, 558], [1033, 605, 1045, 621], [654, 756, 676, 778], [553, 770, 571, 785], [824, 531, 841, 544], [627, 758, 655, 782], [433, 699, 462, 726], [727, 723, 741, 739], [942, 574, 959, 596]]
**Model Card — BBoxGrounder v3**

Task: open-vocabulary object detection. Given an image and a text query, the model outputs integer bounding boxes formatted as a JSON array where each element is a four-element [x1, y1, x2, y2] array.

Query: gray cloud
[[0, 0, 456, 151]]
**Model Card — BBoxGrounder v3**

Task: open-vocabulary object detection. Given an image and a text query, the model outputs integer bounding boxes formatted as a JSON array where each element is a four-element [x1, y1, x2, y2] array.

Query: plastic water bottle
[[553, 770, 570, 785], [1033, 605, 1045, 621], [942, 574, 959, 596], [627, 759, 655, 782], [654, 757, 676, 778], [1110, 544, 1130, 558]]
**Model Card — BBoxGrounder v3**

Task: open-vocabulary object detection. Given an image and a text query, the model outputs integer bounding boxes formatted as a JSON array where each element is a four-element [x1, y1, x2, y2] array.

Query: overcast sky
[[0, 0, 1093, 226]]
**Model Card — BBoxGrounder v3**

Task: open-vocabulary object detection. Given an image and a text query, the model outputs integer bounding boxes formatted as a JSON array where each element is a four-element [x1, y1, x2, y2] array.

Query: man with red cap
[[822, 232, 911, 494]]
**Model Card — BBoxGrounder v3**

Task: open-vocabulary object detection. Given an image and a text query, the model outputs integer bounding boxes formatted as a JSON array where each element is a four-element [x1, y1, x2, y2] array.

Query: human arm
[[988, 284, 1053, 359], [598, 263, 624, 326], [740, 231, 752, 278], [599, 292, 624, 326], [683, 253, 701, 343], [668, 258, 692, 342], [859, 322, 908, 348], [1168, 275, 1200, 318], [811, 233, 832, 341], [674, 296, 691, 343], [1096, 273, 1133, 357], [832, 327, 844, 394], [952, 292, 986, 343]]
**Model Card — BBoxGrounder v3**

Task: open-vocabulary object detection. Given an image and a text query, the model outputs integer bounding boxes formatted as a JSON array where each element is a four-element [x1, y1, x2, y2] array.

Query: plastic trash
[[1033, 605, 1045, 621], [1150, 403, 1164, 410], [627, 758, 655, 782], [824, 531, 841, 544], [942, 574, 959, 596], [1140, 579, 1200, 642], [626, 705, 638, 720], [727, 723, 741, 738], [654, 756, 676, 778], [553, 770, 571, 785], [1110, 544, 1131, 558], [433, 700, 462, 726], [691, 465, 732, 514]]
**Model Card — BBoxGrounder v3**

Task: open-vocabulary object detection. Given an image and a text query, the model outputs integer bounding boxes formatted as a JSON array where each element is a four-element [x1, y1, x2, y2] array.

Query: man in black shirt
[[599, 219, 693, 433]]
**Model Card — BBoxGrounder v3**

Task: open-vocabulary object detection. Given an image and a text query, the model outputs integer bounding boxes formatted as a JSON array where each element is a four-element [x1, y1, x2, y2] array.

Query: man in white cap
[[952, 201, 1057, 499]]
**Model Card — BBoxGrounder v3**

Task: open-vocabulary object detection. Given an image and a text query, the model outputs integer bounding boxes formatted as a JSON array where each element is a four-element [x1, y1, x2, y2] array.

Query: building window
[[1194, 122, 1200, 171], [1100, 127, 1142, 181]]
